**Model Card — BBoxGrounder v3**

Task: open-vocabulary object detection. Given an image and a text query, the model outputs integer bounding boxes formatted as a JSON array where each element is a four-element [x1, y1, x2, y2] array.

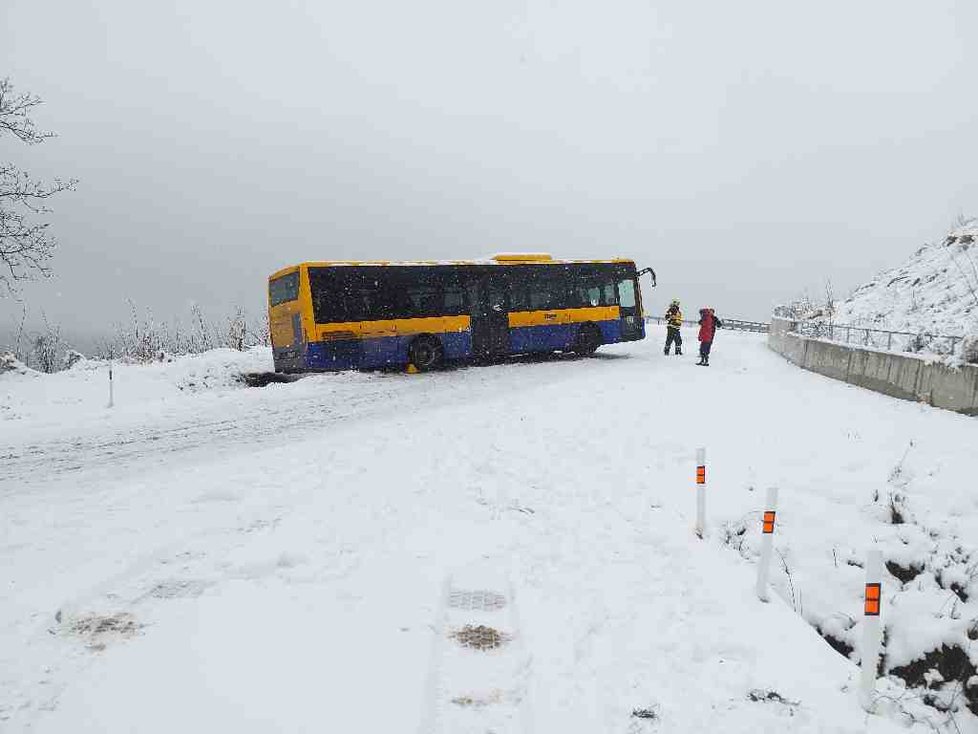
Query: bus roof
[[268, 255, 636, 281]]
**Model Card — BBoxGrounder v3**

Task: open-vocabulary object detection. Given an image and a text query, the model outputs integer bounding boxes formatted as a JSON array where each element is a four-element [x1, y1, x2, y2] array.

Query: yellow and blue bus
[[267, 254, 652, 372]]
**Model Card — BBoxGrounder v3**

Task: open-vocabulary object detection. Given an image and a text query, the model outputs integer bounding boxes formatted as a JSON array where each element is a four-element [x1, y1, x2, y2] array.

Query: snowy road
[[3, 327, 976, 732], [0, 351, 622, 488]]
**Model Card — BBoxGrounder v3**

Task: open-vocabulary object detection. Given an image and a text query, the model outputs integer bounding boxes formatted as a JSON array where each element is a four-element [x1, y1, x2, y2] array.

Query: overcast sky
[[2, 0, 977, 340]]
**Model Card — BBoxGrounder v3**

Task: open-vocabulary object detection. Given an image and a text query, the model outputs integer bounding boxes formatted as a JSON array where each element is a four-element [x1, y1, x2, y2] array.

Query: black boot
[[664, 347, 670, 356], [676, 347, 682, 356]]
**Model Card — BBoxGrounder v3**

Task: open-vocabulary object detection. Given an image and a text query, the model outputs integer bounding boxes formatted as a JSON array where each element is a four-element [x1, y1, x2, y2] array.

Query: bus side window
[[529, 281, 557, 310], [443, 288, 462, 314], [309, 268, 351, 323], [465, 281, 481, 314], [603, 282, 617, 305], [441, 271, 467, 315], [527, 267, 564, 310], [405, 286, 440, 317], [509, 277, 530, 311]]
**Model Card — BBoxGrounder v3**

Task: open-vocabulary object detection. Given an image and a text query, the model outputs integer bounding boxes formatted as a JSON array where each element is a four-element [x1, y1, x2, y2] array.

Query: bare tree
[[247, 310, 271, 348], [823, 278, 836, 319], [0, 78, 77, 293]]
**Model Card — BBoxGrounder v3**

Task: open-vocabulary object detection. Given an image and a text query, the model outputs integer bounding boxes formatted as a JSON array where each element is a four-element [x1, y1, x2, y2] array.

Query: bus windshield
[[268, 271, 299, 306]]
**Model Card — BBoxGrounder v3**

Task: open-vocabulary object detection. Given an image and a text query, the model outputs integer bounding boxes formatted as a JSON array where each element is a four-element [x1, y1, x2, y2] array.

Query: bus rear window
[[269, 272, 299, 306]]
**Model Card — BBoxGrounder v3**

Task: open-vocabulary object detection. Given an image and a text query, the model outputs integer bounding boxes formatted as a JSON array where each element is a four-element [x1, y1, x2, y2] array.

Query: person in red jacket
[[697, 308, 723, 366]]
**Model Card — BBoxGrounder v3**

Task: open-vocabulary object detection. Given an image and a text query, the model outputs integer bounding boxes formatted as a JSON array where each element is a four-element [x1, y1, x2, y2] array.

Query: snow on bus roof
[[269, 255, 635, 279]]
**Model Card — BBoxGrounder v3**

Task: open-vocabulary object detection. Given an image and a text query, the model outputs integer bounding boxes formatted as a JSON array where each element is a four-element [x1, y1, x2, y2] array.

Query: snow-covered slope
[[2, 331, 977, 732], [822, 219, 978, 351], [0, 346, 272, 427]]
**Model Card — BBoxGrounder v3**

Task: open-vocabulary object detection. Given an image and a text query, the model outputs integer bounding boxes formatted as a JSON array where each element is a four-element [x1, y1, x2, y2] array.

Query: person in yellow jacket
[[664, 299, 683, 355]]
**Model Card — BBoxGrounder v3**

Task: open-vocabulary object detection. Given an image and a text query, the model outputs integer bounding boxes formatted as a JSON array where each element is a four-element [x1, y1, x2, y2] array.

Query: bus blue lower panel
[[291, 321, 628, 371], [509, 320, 623, 353], [305, 331, 472, 370], [597, 319, 625, 343], [509, 324, 576, 353]]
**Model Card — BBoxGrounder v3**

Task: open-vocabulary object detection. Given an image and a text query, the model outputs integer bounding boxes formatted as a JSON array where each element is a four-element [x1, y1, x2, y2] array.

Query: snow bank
[[0, 346, 273, 427], [0, 352, 36, 376]]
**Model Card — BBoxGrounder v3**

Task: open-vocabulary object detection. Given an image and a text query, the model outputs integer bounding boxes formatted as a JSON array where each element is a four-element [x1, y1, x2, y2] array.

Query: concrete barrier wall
[[768, 317, 978, 416]]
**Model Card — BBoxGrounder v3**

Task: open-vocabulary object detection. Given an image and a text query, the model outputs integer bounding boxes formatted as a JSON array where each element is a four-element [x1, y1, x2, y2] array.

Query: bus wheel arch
[[408, 334, 445, 371], [573, 323, 602, 356]]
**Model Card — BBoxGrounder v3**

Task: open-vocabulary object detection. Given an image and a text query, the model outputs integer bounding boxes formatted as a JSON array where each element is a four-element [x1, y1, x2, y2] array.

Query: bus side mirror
[[637, 267, 657, 288]]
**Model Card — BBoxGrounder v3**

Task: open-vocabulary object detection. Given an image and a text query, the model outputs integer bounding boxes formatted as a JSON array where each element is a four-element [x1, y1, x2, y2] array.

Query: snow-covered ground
[[800, 218, 978, 359], [2, 327, 977, 732]]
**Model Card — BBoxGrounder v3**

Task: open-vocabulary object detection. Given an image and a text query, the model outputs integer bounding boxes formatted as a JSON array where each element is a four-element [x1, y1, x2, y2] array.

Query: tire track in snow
[[0, 357, 600, 492]]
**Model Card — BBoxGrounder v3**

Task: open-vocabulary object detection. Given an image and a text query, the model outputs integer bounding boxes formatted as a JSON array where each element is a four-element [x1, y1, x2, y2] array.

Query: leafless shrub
[[5, 299, 29, 363], [13, 312, 67, 373], [776, 549, 803, 615], [30, 332, 60, 373], [189, 303, 215, 353], [223, 306, 247, 351], [8, 298, 268, 370], [91, 302, 268, 364], [906, 332, 932, 354], [247, 311, 270, 348]]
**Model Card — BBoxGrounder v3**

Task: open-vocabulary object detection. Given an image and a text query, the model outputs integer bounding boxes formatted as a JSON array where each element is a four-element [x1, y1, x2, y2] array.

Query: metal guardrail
[[722, 319, 770, 334], [646, 317, 698, 327], [646, 316, 770, 333], [793, 321, 963, 356]]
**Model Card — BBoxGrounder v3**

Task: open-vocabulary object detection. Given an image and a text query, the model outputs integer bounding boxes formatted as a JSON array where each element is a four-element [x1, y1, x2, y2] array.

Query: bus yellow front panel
[[270, 302, 300, 347]]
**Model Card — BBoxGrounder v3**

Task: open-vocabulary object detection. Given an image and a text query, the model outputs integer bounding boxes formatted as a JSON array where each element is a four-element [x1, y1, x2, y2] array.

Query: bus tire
[[573, 324, 601, 356], [408, 335, 444, 371]]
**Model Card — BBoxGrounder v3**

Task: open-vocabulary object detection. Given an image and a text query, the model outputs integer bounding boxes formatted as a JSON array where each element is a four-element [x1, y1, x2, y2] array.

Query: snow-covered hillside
[[3, 329, 977, 732], [810, 219, 978, 358]]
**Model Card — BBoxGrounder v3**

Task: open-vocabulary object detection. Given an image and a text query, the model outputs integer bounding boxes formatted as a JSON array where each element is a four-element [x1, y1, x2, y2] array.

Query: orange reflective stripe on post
[[694, 448, 706, 538], [864, 583, 881, 616], [755, 486, 779, 602]]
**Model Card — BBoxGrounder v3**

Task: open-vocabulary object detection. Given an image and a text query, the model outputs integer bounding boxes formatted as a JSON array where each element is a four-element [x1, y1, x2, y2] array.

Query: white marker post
[[695, 447, 706, 538], [108, 361, 114, 409], [860, 549, 883, 711], [755, 486, 779, 602]]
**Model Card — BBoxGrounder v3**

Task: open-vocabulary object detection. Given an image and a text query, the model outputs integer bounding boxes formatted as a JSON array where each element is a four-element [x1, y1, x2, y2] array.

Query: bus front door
[[470, 277, 510, 360], [617, 276, 644, 341]]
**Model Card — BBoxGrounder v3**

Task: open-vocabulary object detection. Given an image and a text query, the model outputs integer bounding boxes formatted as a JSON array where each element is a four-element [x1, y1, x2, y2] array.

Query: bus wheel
[[573, 324, 601, 356], [409, 336, 444, 371]]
